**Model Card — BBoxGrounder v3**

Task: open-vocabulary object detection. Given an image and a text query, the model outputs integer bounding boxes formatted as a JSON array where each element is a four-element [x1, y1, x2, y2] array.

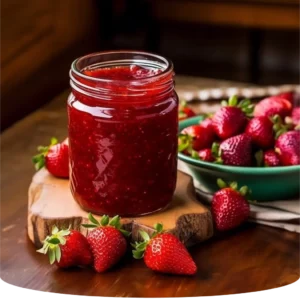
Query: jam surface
[[68, 65, 178, 216]]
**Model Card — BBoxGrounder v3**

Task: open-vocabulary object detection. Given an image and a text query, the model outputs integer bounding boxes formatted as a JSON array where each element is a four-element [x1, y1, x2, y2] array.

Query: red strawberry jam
[[68, 52, 178, 216]]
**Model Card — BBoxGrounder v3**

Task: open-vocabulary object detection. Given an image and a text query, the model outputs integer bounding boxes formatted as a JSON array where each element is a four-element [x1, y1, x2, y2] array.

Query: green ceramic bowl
[[178, 116, 300, 201]]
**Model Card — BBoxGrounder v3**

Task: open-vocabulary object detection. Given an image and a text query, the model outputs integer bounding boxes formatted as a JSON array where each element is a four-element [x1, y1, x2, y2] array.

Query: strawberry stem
[[200, 113, 214, 121], [82, 213, 130, 237], [211, 142, 220, 157], [191, 150, 199, 159], [255, 150, 264, 167], [220, 95, 253, 117], [32, 137, 58, 171], [217, 178, 227, 189], [217, 179, 252, 199], [178, 134, 192, 153], [239, 186, 249, 197], [132, 223, 164, 259], [271, 114, 290, 139], [229, 182, 238, 190], [36, 225, 70, 264], [228, 95, 238, 107], [211, 143, 223, 164]]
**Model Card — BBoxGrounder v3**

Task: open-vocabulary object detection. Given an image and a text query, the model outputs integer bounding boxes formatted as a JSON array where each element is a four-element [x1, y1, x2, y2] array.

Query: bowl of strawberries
[[178, 93, 300, 201]]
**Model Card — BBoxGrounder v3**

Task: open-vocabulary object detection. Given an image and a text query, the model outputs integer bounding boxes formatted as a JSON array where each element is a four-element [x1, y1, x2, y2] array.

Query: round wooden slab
[[28, 169, 213, 248]]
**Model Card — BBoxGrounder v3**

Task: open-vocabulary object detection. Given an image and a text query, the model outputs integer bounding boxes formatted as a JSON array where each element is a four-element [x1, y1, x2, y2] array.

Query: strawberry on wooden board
[[132, 224, 197, 276], [253, 96, 292, 119], [275, 130, 300, 166], [178, 100, 196, 120], [211, 179, 250, 231], [212, 133, 252, 166], [32, 137, 69, 178], [37, 226, 93, 268], [82, 214, 129, 273], [212, 96, 253, 139], [179, 124, 215, 152]]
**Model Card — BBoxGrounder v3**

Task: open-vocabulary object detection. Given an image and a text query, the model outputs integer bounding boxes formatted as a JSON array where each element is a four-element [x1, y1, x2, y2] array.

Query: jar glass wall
[[68, 51, 178, 216]]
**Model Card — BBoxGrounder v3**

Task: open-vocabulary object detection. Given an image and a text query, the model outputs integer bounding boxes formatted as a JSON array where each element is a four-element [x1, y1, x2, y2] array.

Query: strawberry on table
[[179, 100, 196, 120], [132, 223, 197, 276], [211, 179, 250, 231], [212, 95, 253, 140], [32, 137, 69, 178], [275, 130, 300, 166], [254, 96, 292, 119], [82, 214, 129, 273], [37, 226, 93, 268], [212, 133, 252, 166]]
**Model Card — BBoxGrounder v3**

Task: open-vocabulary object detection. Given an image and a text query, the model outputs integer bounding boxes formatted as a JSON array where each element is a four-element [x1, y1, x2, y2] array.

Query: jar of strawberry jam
[[68, 51, 178, 216]]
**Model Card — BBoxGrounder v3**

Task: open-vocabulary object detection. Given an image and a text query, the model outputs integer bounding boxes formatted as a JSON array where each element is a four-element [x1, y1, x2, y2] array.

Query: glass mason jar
[[68, 51, 178, 217]]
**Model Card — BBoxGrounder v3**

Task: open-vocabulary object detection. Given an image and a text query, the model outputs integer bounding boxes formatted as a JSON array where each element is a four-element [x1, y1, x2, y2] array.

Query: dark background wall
[[1, 0, 299, 130]]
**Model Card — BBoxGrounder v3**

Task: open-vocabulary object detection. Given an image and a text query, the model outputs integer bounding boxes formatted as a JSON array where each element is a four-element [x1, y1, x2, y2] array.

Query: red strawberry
[[180, 124, 215, 151], [179, 101, 196, 120], [132, 224, 197, 275], [264, 150, 281, 167], [211, 179, 250, 231], [245, 115, 288, 149], [82, 214, 129, 273], [254, 96, 292, 118], [277, 92, 294, 103], [37, 226, 93, 268], [198, 148, 215, 162], [245, 116, 274, 149], [32, 137, 69, 178], [275, 131, 300, 166], [212, 96, 253, 139], [200, 117, 214, 130], [213, 134, 252, 166], [291, 107, 300, 127]]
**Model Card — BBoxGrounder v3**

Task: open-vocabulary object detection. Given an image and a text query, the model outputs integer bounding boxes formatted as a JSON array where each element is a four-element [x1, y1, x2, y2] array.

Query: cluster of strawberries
[[32, 92, 300, 276], [37, 214, 197, 276], [178, 92, 300, 167]]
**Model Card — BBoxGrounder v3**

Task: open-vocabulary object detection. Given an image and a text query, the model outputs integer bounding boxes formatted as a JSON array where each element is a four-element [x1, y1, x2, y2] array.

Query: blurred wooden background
[[1, 0, 101, 130], [1, 0, 299, 130]]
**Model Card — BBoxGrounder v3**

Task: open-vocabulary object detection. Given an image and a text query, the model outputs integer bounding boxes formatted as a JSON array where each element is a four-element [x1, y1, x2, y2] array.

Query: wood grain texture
[[27, 169, 213, 248], [1, 0, 99, 130], [153, 0, 300, 29], [1, 0, 98, 91], [1, 79, 299, 296]]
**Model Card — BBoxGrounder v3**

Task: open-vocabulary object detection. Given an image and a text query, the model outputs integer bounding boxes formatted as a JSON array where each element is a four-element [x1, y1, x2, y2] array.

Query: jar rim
[[70, 50, 174, 84]]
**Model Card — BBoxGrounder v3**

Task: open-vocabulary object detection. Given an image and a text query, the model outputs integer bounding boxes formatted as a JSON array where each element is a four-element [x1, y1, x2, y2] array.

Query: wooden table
[[1, 76, 299, 297]]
